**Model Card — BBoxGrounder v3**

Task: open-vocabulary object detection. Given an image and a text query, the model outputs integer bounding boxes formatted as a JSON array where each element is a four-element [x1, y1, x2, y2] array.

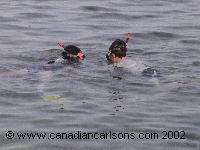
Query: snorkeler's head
[[109, 39, 127, 58], [106, 39, 127, 63], [58, 42, 85, 60], [106, 34, 131, 62]]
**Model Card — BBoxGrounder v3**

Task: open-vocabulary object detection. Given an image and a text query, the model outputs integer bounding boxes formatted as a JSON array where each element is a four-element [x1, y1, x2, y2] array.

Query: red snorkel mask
[[76, 52, 84, 59]]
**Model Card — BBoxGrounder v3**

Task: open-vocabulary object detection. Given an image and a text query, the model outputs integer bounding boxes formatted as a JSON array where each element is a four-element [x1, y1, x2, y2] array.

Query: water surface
[[0, 0, 200, 149]]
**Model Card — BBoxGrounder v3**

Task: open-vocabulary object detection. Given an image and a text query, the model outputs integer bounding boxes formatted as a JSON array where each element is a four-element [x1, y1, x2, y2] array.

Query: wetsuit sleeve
[[54, 58, 65, 64], [47, 57, 65, 64], [47, 60, 55, 64], [142, 68, 159, 77]]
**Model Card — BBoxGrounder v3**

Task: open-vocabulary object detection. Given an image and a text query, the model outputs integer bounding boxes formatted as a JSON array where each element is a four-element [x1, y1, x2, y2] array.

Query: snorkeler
[[47, 42, 85, 64], [106, 34, 129, 63], [0, 42, 85, 100], [106, 33, 158, 77], [0, 42, 85, 77]]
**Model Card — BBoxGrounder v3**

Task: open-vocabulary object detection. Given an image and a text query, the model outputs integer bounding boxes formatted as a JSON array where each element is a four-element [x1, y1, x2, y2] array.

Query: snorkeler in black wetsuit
[[0, 41, 85, 100], [106, 33, 159, 77], [0, 42, 85, 76], [47, 42, 85, 64], [26, 42, 85, 73]]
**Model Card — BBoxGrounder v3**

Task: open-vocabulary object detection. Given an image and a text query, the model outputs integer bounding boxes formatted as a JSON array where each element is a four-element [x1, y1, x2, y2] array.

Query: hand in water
[[0, 68, 28, 77]]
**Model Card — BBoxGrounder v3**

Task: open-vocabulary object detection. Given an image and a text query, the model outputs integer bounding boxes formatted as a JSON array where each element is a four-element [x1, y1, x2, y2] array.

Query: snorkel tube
[[47, 42, 66, 64], [47, 42, 65, 64], [58, 42, 65, 48], [125, 33, 131, 44]]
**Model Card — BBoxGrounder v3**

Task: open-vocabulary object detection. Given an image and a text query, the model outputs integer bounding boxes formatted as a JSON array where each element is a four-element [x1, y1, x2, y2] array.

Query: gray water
[[0, 0, 200, 150]]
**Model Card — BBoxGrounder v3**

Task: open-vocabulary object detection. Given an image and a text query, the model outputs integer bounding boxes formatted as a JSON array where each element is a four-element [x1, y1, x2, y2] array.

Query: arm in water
[[0, 64, 84, 77], [158, 77, 200, 88], [0, 69, 28, 77], [65, 66, 86, 75]]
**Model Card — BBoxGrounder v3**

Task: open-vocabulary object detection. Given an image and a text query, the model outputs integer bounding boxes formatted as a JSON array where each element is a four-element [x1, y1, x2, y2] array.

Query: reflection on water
[[110, 90, 125, 113]]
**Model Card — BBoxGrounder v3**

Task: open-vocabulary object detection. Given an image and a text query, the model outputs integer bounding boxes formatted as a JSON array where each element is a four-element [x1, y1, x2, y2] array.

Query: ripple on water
[[0, 24, 29, 30], [192, 61, 200, 66], [168, 25, 200, 30], [81, 6, 116, 12], [180, 39, 200, 45], [133, 31, 183, 41], [0, 16, 18, 22], [89, 13, 159, 21], [19, 12, 55, 19]]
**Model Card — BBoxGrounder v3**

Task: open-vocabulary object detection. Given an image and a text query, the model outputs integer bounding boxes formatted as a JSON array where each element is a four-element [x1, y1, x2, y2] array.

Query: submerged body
[[110, 58, 159, 77], [107, 34, 158, 77], [106, 35, 200, 88], [0, 42, 85, 101]]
